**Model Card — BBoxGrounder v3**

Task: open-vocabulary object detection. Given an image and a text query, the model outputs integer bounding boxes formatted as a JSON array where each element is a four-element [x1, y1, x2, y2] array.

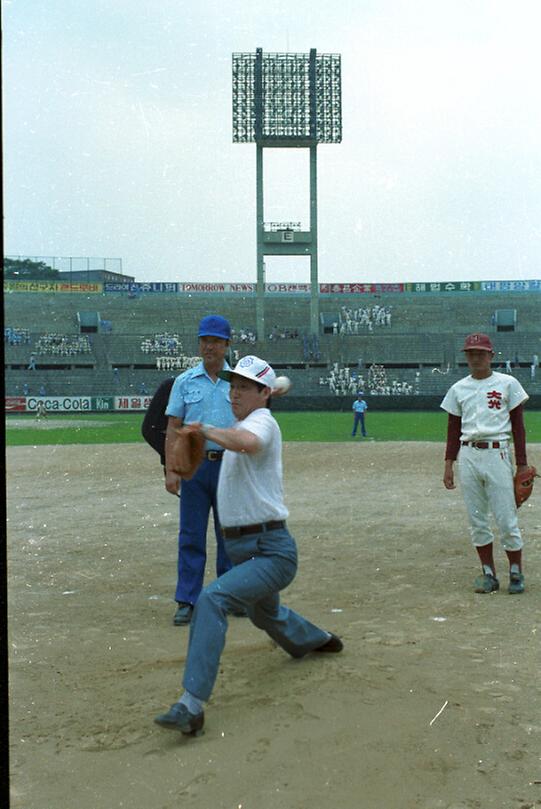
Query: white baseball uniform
[[441, 371, 529, 550]]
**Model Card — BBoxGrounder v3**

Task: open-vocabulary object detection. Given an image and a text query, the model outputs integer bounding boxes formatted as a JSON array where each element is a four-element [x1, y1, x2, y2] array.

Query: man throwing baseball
[[441, 333, 530, 594], [154, 355, 343, 737]]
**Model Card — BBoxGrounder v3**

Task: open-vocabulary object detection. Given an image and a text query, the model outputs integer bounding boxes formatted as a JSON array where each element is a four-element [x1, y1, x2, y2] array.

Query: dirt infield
[[7, 441, 541, 809]]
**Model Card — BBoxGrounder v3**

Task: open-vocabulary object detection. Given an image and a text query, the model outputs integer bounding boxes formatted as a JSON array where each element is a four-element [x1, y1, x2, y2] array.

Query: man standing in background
[[351, 392, 368, 438], [164, 315, 236, 626]]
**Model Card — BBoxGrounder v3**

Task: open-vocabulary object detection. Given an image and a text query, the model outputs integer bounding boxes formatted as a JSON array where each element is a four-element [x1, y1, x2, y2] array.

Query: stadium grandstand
[[4, 271, 541, 412]]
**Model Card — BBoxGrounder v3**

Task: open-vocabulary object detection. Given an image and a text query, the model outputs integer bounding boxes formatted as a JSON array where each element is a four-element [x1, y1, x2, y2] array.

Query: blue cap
[[198, 314, 231, 340]]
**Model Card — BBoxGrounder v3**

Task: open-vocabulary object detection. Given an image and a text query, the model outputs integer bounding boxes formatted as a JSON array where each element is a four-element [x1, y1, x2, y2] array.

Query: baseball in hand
[[273, 376, 291, 396]]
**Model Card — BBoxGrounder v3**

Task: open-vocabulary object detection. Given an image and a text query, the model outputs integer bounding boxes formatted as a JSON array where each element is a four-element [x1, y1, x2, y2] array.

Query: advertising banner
[[6, 396, 140, 412], [115, 396, 153, 411], [26, 396, 93, 412], [92, 396, 115, 411], [4, 281, 102, 293], [178, 282, 310, 294], [5, 397, 27, 412], [319, 283, 404, 294], [480, 280, 541, 292], [266, 283, 311, 294], [178, 282, 254, 293], [405, 281, 480, 293], [104, 282, 179, 294]]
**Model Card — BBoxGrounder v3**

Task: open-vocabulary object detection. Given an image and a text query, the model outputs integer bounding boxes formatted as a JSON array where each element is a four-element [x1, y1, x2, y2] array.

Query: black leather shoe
[[314, 633, 343, 653], [154, 703, 205, 736], [173, 603, 193, 626]]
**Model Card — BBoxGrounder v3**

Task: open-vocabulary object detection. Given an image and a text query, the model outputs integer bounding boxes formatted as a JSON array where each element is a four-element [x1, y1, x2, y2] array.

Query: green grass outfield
[[5, 410, 541, 446]]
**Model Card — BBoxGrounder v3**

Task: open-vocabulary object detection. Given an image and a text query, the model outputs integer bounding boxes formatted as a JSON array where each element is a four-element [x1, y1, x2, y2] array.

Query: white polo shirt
[[217, 408, 289, 528], [440, 371, 528, 442]]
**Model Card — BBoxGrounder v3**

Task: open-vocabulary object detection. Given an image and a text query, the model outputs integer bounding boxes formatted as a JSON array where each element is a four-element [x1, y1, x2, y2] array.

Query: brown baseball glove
[[514, 465, 539, 508], [169, 425, 206, 480]]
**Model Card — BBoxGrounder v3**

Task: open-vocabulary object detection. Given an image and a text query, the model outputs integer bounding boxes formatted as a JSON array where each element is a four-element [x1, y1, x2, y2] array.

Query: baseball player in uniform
[[441, 333, 530, 594], [154, 355, 343, 737]]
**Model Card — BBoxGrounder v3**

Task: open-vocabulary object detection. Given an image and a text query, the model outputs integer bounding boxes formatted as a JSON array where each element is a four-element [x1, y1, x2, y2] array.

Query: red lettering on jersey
[[487, 390, 502, 409]]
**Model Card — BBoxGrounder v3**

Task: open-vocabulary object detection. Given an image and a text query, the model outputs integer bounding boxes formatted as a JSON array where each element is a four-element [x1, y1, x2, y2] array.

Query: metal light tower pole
[[232, 48, 342, 341]]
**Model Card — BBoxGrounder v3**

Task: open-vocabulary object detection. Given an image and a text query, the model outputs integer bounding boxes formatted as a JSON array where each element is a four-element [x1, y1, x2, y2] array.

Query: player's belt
[[221, 520, 286, 539], [461, 441, 503, 449], [205, 450, 224, 461]]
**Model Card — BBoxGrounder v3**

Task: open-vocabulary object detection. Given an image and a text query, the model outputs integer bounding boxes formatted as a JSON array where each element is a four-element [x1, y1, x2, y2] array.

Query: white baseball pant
[[458, 444, 523, 551]]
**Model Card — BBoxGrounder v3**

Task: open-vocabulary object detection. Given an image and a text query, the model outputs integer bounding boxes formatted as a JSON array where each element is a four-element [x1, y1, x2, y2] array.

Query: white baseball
[[273, 376, 291, 396]]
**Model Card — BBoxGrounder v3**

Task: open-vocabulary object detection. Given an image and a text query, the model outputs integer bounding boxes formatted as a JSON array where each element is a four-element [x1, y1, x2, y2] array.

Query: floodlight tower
[[232, 48, 342, 339]]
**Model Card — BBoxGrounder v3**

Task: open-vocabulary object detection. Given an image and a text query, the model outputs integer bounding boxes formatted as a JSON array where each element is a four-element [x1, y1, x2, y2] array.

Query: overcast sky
[[4, 0, 541, 284]]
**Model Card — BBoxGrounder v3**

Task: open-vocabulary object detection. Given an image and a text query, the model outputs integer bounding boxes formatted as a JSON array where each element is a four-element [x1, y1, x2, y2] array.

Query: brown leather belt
[[222, 520, 286, 539], [461, 441, 502, 449], [206, 450, 224, 461]]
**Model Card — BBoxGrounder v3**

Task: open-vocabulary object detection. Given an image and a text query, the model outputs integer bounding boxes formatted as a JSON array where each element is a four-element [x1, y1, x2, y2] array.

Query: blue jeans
[[352, 412, 366, 436], [182, 527, 329, 701], [176, 458, 232, 605]]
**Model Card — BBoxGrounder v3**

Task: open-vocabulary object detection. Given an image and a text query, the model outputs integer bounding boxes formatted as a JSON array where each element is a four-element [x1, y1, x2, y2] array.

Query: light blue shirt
[[165, 361, 234, 450], [353, 398, 368, 413]]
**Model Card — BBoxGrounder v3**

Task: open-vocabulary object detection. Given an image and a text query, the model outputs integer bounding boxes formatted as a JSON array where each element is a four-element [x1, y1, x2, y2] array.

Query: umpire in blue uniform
[[351, 392, 368, 437], [164, 315, 235, 626]]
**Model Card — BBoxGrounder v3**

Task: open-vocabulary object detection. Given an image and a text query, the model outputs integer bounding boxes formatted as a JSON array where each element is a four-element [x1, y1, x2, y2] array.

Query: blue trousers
[[175, 458, 232, 605], [352, 412, 366, 436], [182, 527, 330, 701]]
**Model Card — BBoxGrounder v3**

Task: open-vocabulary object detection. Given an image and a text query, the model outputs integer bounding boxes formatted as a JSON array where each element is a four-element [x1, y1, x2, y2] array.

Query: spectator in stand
[[5, 327, 31, 345], [28, 353, 37, 371], [231, 328, 257, 345], [35, 333, 91, 355], [338, 305, 392, 334], [268, 326, 299, 340], [320, 362, 415, 397], [141, 333, 182, 355], [531, 354, 539, 381]]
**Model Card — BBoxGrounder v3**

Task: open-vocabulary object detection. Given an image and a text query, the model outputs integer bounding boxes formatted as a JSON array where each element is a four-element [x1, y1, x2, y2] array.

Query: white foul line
[[429, 700, 449, 726]]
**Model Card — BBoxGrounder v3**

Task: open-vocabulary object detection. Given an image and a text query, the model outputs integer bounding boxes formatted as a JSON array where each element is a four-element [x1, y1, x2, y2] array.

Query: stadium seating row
[[5, 289, 541, 399]]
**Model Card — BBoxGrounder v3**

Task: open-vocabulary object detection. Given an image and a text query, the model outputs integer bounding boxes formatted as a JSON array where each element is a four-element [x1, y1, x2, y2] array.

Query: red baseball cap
[[462, 333, 494, 352]]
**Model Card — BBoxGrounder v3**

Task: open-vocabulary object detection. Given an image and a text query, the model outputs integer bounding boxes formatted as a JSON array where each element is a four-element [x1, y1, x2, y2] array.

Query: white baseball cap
[[219, 355, 277, 389]]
